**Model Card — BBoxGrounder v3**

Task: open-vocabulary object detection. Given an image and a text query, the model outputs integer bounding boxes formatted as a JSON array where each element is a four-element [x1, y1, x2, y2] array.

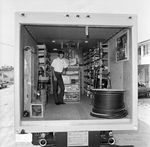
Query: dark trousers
[[52, 72, 65, 103]]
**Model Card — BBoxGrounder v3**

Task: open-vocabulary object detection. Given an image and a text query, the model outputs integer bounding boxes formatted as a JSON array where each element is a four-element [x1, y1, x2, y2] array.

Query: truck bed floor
[[22, 94, 98, 120]]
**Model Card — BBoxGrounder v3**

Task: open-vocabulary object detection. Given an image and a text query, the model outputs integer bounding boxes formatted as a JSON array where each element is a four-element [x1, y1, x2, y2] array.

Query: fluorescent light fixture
[[85, 26, 88, 36], [53, 48, 57, 50]]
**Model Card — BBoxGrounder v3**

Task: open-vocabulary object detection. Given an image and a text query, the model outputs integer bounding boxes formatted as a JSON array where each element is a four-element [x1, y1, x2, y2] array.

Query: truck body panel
[[14, 12, 138, 133]]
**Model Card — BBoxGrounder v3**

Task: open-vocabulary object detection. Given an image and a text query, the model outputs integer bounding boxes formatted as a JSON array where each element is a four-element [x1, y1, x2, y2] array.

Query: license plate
[[16, 133, 32, 142]]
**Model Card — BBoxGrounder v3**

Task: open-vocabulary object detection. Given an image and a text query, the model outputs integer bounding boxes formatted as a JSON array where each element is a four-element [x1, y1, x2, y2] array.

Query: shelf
[[63, 65, 80, 102], [83, 43, 109, 91], [64, 83, 79, 85], [65, 90, 80, 93], [64, 99, 80, 103], [64, 74, 79, 76], [103, 48, 108, 52], [68, 65, 79, 70]]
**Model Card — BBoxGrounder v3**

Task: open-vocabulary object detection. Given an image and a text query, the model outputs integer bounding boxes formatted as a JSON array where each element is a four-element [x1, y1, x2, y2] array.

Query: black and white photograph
[[0, 0, 150, 147], [116, 31, 129, 62]]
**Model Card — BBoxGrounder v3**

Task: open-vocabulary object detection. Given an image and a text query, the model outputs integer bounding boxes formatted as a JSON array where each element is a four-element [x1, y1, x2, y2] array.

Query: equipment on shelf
[[27, 44, 51, 118], [63, 65, 80, 102], [83, 42, 109, 98]]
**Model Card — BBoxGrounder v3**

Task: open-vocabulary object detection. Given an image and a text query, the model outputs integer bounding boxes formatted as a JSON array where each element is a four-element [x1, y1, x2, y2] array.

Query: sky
[[0, 0, 150, 67]]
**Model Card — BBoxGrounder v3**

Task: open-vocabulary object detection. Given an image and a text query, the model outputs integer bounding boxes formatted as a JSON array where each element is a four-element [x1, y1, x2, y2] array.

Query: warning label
[[67, 131, 88, 146]]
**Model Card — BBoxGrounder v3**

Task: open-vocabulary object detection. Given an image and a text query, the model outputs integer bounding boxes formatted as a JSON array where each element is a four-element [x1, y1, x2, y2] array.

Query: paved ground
[[0, 85, 150, 147]]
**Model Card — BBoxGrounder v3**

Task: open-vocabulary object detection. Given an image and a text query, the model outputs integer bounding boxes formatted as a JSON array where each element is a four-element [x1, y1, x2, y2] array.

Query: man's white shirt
[[51, 57, 69, 72]]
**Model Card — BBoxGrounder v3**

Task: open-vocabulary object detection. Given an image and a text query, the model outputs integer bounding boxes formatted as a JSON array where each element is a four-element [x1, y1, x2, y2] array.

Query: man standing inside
[[51, 51, 69, 105]]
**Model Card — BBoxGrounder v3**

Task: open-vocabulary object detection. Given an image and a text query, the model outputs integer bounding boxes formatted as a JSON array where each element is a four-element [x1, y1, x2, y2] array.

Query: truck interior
[[21, 24, 132, 121]]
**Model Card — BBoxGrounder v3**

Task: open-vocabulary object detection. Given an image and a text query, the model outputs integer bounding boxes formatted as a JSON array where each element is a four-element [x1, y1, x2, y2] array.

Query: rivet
[[86, 15, 90, 18], [66, 14, 70, 18], [20, 13, 26, 17], [128, 16, 132, 19]]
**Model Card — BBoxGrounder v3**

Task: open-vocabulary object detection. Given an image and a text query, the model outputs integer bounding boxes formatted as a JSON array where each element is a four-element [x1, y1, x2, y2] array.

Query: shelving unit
[[37, 44, 48, 76], [83, 43, 109, 98], [63, 65, 80, 102], [30, 44, 51, 118]]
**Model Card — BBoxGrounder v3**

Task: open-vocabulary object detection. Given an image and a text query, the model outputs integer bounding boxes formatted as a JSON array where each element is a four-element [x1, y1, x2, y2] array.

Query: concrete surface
[[0, 85, 150, 147]]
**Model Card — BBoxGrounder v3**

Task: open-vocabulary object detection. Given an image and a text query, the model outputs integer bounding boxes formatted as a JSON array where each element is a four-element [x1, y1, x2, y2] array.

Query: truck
[[14, 12, 138, 147]]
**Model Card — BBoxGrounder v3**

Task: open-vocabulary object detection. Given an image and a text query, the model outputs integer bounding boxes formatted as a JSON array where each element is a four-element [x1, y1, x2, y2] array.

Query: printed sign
[[67, 131, 88, 146]]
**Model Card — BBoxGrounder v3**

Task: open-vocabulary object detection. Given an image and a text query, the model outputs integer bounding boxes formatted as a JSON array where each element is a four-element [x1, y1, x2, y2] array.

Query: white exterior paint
[[140, 40, 150, 64], [138, 40, 150, 87]]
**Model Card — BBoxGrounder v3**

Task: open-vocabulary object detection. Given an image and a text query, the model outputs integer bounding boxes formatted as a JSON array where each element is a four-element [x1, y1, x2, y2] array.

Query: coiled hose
[[90, 89, 128, 119]]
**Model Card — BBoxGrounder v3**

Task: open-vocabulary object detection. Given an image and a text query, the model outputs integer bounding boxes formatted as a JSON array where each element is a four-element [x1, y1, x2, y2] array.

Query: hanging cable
[[0, 42, 14, 47], [0, 28, 14, 45]]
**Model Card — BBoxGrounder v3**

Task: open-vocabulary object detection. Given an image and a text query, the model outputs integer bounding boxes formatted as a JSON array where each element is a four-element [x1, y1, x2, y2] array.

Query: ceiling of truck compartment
[[24, 25, 123, 52]]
